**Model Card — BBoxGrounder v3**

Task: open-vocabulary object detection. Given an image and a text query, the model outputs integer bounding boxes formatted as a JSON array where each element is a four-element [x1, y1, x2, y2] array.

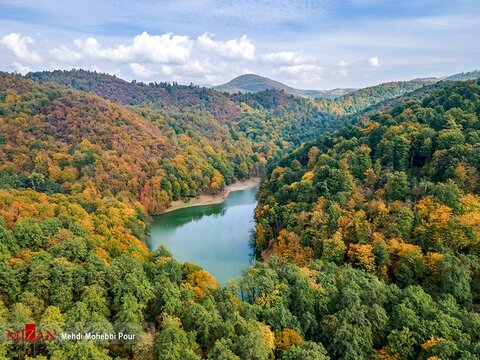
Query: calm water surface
[[150, 187, 258, 284]]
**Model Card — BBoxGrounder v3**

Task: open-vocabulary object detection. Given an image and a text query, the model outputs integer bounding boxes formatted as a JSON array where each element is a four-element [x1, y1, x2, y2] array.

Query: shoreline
[[162, 177, 261, 213]]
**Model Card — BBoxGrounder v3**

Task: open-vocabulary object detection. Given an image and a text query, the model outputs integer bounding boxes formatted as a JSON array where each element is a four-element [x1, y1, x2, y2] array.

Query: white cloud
[[12, 61, 32, 74], [129, 63, 156, 78], [129, 58, 221, 81], [368, 56, 380, 67], [276, 64, 325, 85], [338, 60, 348, 67], [64, 32, 192, 64], [160, 65, 173, 76], [177, 59, 222, 77], [279, 64, 324, 76], [49, 45, 84, 63], [261, 51, 308, 65], [178, 59, 207, 76], [49, 32, 257, 72], [333, 67, 348, 78], [196, 33, 255, 60], [1, 33, 42, 63]]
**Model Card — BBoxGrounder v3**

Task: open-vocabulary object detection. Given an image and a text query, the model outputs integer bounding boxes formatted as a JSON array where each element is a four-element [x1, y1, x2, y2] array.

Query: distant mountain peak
[[213, 74, 355, 99], [443, 70, 480, 81]]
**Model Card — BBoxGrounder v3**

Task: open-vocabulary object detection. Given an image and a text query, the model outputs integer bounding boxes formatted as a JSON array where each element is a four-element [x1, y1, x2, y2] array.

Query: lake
[[149, 186, 258, 284]]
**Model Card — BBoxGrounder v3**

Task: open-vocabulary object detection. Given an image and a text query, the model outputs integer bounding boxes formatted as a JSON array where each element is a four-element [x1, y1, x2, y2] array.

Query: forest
[[0, 70, 478, 359], [254, 79, 480, 358]]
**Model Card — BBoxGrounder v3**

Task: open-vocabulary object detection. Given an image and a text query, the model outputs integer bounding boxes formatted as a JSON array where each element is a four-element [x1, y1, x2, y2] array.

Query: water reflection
[[150, 187, 258, 285], [171, 203, 227, 223]]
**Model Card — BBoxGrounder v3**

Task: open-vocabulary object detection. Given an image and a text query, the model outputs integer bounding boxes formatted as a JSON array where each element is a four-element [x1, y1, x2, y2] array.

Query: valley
[[150, 186, 259, 285], [0, 69, 479, 359]]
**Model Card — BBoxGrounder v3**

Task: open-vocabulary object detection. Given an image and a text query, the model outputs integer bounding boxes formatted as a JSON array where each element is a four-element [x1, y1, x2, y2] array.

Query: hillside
[[214, 73, 355, 99], [1, 72, 358, 215], [2, 70, 479, 359], [254, 79, 480, 357], [256, 78, 480, 276], [0, 73, 262, 214], [25, 70, 443, 134], [315, 79, 439, 115], [444, 70, 480, 81], [27, 69, 241, 120], [25, 70, 348, 142]]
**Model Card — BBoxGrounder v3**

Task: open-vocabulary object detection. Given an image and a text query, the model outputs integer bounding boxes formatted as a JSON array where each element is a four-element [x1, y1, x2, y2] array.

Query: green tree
[[13, 218, 46, 250], [384, 171, 409, 201], [0, 222, 17, 256], [387, 327, 416, 360], [347, 145, 372, 180], [181, 301, 221, 349], [156, 315, 201, 360], [26, 252, 52, 301], [50, 258, 75, 311], [207, 339, 240, 360], [282, 341, 329, 360], [439, 254, 472, 306], [50, 341, 111, 360], [396, 208, 414, 239], [321, 232, 347, 264], [234, 321, 272, 360]]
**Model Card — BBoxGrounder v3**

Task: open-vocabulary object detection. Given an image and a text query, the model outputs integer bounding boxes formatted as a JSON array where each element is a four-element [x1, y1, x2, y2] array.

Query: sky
[[0, 0, 479, 89]]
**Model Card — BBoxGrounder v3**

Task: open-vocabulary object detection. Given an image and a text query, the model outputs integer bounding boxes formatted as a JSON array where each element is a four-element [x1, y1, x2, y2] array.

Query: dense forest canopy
[[0, 70, 478, 359], [254, 79, 480, 357], [2, 71, 352, 214]]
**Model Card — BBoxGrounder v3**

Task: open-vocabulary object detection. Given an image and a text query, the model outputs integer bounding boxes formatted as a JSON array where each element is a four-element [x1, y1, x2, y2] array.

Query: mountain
[[2, 70, 480, 359], [315, 79, 439, 115], [214, 73, 356, 99], [27, 69, 241, 120], [254, 79, 480, 357], [411, 70, 480, 82], [0, 72, 266, 215], [443, 69, 480, 81], [214, 70, 479, 101], [8, 70, 351, 213]]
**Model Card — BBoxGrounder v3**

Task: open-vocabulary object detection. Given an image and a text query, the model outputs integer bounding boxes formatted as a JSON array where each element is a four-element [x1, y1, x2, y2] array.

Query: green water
[[150, 187, 258, 284]]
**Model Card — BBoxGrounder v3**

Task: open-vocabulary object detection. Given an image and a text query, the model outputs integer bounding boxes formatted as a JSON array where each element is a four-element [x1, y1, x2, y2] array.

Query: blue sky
[[0, 0, 479, 88]]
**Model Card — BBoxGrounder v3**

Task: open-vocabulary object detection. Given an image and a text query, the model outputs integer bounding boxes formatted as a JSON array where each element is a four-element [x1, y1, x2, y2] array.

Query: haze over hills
[[213, 73, 356, 99], [443, 70, 480, 81]]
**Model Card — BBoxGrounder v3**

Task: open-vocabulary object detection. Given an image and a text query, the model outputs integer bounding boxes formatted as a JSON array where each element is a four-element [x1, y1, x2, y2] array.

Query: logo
[[7, 324, 57, 343]]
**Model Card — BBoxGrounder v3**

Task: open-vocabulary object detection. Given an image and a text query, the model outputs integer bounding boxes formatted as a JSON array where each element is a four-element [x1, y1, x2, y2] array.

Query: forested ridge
[[255, 79, 480, 358], [0, 69, 478, 359], [26, 70, 242, 118], [315, 79, 437, 115], [9, 70, 349, 213], [0, 72, 262, 215]]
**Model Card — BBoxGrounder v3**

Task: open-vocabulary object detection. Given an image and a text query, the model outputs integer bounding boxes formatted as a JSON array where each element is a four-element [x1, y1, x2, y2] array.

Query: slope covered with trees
[[27, 70, 440, 148], [0, 73, 266, 214], [254, 79, 480, 358], [315, 79, 438, 115], [0, 188, 279, 359], [1, 69, 478, 359], [27, 69, 350, 146]]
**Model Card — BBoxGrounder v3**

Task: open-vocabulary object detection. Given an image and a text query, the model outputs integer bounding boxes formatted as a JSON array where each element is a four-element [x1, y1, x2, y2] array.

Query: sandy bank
[[162, 177, 260, 213]]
